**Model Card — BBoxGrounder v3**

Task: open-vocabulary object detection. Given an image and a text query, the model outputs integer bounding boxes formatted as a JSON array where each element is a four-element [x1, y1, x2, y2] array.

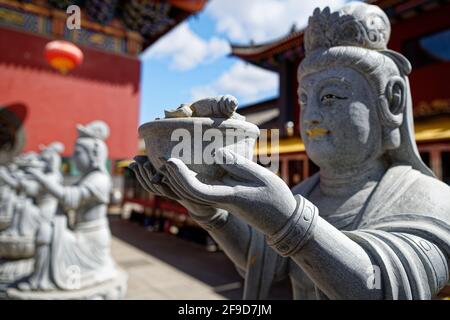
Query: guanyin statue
[[132, 2, 450, 300]]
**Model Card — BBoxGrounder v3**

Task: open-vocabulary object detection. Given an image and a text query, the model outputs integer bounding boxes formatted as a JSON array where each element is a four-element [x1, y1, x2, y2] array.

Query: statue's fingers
[[166, 158, 233, 203], [143, 160, 158, 176], [159, 176, 187, 202], [142, 161, 158, 183], [163, 169, 214, 206], [129, 163, 150, 191], [153, 184, 180, 201], [129, 162, 159, 195], [164, 163, 215, 205], [214, 148, 268, 183], [149, 174, 180, 200], [133, 155, 149, 165], [129, 162, 152, 192], [162, 174, 213, 206], [135, 160, 154, 187]]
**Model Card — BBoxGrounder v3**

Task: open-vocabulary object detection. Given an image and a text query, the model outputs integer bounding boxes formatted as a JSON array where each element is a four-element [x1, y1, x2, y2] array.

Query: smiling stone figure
[[132, 2, 450, 300]]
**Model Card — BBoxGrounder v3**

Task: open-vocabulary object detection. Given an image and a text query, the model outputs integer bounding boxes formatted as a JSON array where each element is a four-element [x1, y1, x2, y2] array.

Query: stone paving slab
[[109, 219, 242, 300]]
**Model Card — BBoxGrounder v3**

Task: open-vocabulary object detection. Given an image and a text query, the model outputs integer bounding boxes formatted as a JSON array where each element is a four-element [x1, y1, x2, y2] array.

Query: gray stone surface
[[133, 2, 450, 300], [0, 258, 33, 299], [6, 269, 127, 300], [109, 218, 293, 299], [0, 149, 62, 259], [0, 149, 63, 291]]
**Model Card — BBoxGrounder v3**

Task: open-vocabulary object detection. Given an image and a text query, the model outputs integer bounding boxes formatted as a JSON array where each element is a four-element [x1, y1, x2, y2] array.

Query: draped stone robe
[[0, 183, 15, 230], [30, 170, 118, 290], [238, 165, 450, 300]]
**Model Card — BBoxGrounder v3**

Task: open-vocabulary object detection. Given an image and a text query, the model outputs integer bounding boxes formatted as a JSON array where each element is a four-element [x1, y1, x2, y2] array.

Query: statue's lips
[[306, 128, 330, 137]]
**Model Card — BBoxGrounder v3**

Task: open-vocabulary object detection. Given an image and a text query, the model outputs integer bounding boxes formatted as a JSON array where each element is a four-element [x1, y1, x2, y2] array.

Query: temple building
[[233, 0, 450, 187], [0, 0, 206, 180]]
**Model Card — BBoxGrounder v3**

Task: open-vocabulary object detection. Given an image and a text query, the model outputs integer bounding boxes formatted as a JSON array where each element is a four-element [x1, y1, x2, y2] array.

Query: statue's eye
[[321, 94, 347, 103], [300, 93, 308, 106]]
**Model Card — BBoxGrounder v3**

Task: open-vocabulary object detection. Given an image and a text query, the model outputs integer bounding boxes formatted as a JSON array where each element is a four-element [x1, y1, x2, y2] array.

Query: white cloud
[[140, 22, 230, 71], [191, 61, 279, 104], [205, 0, 349, 43]]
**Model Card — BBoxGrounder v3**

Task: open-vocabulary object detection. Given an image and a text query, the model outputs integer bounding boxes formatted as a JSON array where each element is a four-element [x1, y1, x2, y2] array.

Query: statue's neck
[[319, 158, 387, 197]]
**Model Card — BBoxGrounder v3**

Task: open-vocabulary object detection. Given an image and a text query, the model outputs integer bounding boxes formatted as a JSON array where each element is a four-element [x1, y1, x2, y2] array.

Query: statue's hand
[[0, 166, 19, 188], [24, 167, 46, 182], [163, 148, 297, 236], [130, 156, 179, 200], [130, 156, 225, 220]]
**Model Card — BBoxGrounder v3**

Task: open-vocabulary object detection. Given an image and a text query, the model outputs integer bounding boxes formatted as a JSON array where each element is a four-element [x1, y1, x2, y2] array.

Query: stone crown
[[304, 3, 391, 54]]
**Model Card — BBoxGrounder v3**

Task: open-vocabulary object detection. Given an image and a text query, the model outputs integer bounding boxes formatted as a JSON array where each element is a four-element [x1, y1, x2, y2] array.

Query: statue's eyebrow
[[300, 76, 352, 91], [299, 78, 316, 90], [319, 77, 352, 88]]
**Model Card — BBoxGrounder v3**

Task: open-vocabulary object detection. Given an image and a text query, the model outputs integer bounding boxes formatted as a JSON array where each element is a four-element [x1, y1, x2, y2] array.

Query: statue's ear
[[386, 76, 407, 117], [378, 76, 406, 128], [379, 76, 407, 151]]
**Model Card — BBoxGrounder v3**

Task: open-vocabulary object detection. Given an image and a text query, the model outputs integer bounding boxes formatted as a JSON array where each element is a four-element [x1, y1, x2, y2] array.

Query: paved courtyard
[[109, 218, 244, 299]]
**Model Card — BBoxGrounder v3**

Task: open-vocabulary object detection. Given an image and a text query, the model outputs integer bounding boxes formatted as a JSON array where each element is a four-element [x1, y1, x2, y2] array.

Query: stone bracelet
[[190, 210, 229, 231], [266, 194, 318, 257]]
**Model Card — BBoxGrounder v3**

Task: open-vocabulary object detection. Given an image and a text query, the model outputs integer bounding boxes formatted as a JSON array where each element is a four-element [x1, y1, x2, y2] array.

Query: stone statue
[[0, 165, 17, 231], [7, 121, 127, 300], [0, 154, 44, 297], [132, 3, 450, 300], [0, 144, 64, 253], [0, 153, 46, 259], [0, 104, 28, 232], [0, 104, 31, 297]]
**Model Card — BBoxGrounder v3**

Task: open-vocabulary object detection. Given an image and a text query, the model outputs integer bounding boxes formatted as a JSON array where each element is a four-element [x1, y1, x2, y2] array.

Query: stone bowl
[[138, 117, 260, 181]]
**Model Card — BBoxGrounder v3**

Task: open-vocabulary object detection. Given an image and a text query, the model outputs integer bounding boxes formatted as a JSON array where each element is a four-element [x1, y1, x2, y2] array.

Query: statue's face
[[299, 66, 383, 170], [73, 143, 90, 173]]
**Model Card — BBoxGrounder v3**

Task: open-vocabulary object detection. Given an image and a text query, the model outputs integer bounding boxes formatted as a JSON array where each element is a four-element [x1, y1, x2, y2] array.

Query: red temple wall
[[389, 2, 450, 106], [0, 27, 140, 161]]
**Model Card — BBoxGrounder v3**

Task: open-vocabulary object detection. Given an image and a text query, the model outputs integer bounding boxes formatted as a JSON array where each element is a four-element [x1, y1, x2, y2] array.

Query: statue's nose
[[303, 107, 323, 126], [306, 119, 320, 125]]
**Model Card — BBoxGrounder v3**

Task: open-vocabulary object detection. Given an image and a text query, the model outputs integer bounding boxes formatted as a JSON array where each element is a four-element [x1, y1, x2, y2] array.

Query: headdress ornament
[[304, 3, 390, 54], [76, 120, 110, 141], [39, 141, 65, 154], [302, 2, 434, 177]]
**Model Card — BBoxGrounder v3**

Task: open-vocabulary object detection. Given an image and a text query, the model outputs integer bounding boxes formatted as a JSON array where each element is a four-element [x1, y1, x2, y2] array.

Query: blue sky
[[138, 0, 352, 124]]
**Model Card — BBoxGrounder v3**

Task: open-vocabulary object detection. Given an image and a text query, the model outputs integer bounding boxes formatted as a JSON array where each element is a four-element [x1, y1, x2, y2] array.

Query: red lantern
[[44, 40, 84, 74]]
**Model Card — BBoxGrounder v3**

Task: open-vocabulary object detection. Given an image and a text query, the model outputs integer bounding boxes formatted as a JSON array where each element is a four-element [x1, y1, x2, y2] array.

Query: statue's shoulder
[[382, 166, 450, 222], [80, 170, 112, 201], [82, 170, 110, 183], [406, 170, 450, 211]]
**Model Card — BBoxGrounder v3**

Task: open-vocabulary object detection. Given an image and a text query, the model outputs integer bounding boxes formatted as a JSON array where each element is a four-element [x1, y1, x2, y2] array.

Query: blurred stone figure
[[0, 153, 45, 259], [36, 142, 64, 220], [7, 121, 127, 299], [0, 144, 64, 257], [0, 104, 31, 297], [0, 104, 27, 232], [0, 165, 17, 231], [133, 3, 450, 300]]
